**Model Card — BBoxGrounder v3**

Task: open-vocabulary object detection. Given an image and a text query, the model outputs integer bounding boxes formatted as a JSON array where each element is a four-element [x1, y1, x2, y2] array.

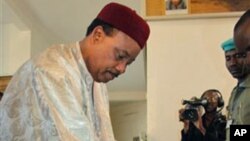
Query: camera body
[[181, 108, 198, 122], [180, 98, 208, 122]]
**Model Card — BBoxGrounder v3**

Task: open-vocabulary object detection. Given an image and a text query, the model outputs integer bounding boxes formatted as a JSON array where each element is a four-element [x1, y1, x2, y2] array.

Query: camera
[[180, 98, 208, 122]]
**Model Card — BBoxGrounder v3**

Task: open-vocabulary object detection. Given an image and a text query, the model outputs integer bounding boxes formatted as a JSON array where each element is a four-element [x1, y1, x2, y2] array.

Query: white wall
[[1, 23, 31, 75], [147, 16, 239, 141], [0, 0, 3, 73], [0, 0, 50, 76], [110, 101, 147, 141], [0, 0, 31, 76]]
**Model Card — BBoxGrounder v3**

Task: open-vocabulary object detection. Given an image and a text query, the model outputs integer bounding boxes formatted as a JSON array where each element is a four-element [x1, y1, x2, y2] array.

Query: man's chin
[[102, 79, 112, 83], [232, 74, 246, 79], [96, 77, 115, 83], [231, 72, 243, 78]]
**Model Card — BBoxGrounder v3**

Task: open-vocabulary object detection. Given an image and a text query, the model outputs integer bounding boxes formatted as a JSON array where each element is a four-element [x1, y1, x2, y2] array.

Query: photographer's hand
[[192, 108, 206, 135], [179, 108, 190, 133], [183, 120, 190, 133], [193, 117, 206, 135]]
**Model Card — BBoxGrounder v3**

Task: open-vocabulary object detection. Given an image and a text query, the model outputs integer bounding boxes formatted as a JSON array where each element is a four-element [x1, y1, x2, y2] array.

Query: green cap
[[221, 38, 235, 52]]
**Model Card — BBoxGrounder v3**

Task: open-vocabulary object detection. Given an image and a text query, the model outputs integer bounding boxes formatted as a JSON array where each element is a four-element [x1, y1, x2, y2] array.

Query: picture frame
[[145, 0, 250, 19], [189, 0, 250, 14]]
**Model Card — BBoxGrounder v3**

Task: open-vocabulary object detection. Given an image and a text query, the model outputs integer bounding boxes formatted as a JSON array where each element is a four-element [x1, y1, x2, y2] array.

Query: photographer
[[179, 89, 226, 141]]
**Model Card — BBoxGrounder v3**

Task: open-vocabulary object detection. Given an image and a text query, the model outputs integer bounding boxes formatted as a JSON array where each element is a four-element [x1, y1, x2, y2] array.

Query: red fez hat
[[97, 2, 150, 49]]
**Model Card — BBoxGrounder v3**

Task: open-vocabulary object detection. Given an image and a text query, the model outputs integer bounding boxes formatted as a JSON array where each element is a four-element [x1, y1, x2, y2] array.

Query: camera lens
[[182, 109, 198, 122]]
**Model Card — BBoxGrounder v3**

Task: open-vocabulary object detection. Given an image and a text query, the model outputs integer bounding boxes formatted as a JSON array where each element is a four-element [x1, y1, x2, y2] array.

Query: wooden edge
[[0, 75, 12, 93]]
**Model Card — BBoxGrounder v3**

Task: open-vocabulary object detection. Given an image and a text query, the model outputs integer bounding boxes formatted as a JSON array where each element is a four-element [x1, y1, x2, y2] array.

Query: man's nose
[[115, 62, 127, 74], [229, 57, 237, 65]]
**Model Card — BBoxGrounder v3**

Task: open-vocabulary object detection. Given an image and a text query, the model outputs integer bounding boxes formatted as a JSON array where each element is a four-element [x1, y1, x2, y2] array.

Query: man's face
[[86, 27, 141, 83], [225, 49, 247, 80], [234, 20, 250, 74], [202, 92, 220, 113], [172, 0, 181, 5]]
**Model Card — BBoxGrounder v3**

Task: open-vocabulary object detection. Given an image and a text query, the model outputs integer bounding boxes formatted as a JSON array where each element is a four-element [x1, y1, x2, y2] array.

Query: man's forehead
[[235, 20, 250, 51], [225, 49, 236, 54], [203, 92, 219, 98], [235, 38, 250, 53]]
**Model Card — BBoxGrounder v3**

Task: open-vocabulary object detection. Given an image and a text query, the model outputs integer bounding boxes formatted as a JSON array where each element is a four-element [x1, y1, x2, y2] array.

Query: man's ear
[[92, 26, 105, 43]]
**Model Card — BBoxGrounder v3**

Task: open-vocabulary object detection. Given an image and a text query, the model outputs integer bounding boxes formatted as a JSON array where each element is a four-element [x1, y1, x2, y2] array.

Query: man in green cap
[[221, 38, 249, 141]]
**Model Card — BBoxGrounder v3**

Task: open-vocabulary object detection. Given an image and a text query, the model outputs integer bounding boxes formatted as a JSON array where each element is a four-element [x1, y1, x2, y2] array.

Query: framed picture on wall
[[145, 0, 249, 18], [189, 0, 250, 14], [145, 0, 188, 16]]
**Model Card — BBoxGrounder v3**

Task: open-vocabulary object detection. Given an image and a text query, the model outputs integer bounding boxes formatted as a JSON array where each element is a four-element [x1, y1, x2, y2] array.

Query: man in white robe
[[0, 2, 150, 141]]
